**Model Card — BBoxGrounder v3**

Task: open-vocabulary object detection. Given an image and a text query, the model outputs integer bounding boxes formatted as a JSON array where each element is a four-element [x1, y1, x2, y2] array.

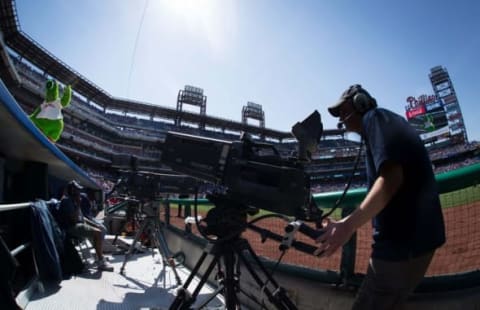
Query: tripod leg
[[154, 222, 183, 285], [223, 249, 240, 309], [112, 219, 129, 245], [169, 249, 221, 310], [236, 241, 298, 310], [119, 219, 148, 274], [112, 207, 139, 245], [185, 243, 241, 310], [150, 222, 182, 285]]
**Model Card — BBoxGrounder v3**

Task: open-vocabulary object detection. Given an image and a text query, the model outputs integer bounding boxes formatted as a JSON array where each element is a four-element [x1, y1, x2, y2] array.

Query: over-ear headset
[[348, 84, 377, 115]]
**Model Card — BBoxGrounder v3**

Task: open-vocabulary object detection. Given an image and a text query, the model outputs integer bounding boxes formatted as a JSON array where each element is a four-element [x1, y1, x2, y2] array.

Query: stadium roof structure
[[0, 0, 344, 141]]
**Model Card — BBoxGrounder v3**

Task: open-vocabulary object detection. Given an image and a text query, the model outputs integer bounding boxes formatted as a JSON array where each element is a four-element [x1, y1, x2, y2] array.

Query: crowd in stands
[[59, 138, 111, 162], [311, 181, 368, 194], [429, 141, 479, 160], [11, 54, 480, 195], [79, 141, 479, 196], [80, 166, 116, 193], [433, 157, 480, 174]]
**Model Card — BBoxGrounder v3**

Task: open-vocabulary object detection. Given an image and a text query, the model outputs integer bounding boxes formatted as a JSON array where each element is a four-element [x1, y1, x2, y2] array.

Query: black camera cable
[[191, 186, 209, 239], [321, 136, 364, 220], [247, 213, 291, 308]]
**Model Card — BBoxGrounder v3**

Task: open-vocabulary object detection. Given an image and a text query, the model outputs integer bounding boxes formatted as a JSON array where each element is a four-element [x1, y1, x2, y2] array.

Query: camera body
[[161, 111, 323, 218], [112, 170, 199, 200]]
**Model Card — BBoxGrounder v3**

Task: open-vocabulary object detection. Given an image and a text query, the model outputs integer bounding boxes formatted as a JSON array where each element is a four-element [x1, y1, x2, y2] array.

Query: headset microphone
[[336, 110, 355, 130]]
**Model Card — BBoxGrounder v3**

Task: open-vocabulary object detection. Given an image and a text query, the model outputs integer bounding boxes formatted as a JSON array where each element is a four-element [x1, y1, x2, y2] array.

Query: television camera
[[161, 110, 323, 221], [106, 161, 199, 286], [105, 170, 201, 221], [108, 166, 200, 199], [162, 111, 325, 310]]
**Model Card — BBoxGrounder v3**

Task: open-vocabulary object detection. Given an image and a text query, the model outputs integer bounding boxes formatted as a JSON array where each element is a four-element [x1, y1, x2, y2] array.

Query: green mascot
[[29, 79, 72, 142]]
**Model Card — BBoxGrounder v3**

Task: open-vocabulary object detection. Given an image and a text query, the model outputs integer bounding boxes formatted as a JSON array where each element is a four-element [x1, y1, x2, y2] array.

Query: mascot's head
[[45, 79, 59, 102]]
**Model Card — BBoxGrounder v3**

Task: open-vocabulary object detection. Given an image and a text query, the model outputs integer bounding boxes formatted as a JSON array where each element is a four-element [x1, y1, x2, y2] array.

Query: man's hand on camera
[[314, 217, 354, 257]]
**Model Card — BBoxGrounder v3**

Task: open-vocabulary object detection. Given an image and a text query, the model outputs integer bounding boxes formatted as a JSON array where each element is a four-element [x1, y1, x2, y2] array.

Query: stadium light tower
[[176, 85, 207, 129], [242, 102, 265, 126], [242, 101, 266, 139]]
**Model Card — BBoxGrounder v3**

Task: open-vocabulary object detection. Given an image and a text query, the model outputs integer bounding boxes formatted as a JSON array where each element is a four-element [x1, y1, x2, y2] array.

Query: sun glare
[[153, 0, 235, 58], [161, 0, 213, 24]]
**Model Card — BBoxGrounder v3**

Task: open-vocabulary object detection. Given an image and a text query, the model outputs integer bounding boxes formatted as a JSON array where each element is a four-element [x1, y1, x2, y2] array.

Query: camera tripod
[[169, 196, 297, 310], [110, 199, 142, 247], [119, 204, 185, 286]]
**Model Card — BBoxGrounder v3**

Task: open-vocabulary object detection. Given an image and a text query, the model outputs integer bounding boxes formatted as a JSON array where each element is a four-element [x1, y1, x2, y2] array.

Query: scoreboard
[[405, 94, 449, 143]]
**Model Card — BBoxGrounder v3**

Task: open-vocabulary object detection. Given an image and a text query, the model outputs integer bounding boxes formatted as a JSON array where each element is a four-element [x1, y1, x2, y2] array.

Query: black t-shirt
[[363, 108, 446, 260]]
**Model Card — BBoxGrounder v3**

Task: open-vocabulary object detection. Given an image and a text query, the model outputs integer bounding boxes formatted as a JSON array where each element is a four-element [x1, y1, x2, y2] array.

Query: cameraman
[[59, 180, 113, 272], [80, 189, 107, 239], [316, 85, 445, 309]]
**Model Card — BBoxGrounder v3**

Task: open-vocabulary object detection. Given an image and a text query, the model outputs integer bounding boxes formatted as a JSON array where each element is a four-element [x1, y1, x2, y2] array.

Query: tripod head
[[198, 193, 258, 239], [193, 191, 324, 257]]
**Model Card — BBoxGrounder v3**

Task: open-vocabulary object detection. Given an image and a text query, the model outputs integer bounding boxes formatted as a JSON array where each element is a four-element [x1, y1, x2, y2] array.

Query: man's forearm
[[344, 162, 403, 232]]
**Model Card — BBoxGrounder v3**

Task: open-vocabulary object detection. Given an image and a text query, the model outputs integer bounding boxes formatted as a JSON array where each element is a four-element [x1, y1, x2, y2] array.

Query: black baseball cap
[[328, 84, 367, 117]]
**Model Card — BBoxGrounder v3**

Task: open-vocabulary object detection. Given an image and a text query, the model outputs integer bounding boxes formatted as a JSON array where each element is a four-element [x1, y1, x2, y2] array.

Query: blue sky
[[15, 0, 480, 140]]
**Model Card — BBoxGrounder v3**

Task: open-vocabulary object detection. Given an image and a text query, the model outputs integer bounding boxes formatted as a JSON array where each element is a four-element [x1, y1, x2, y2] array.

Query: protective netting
[[355, 185, 480, 275]]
